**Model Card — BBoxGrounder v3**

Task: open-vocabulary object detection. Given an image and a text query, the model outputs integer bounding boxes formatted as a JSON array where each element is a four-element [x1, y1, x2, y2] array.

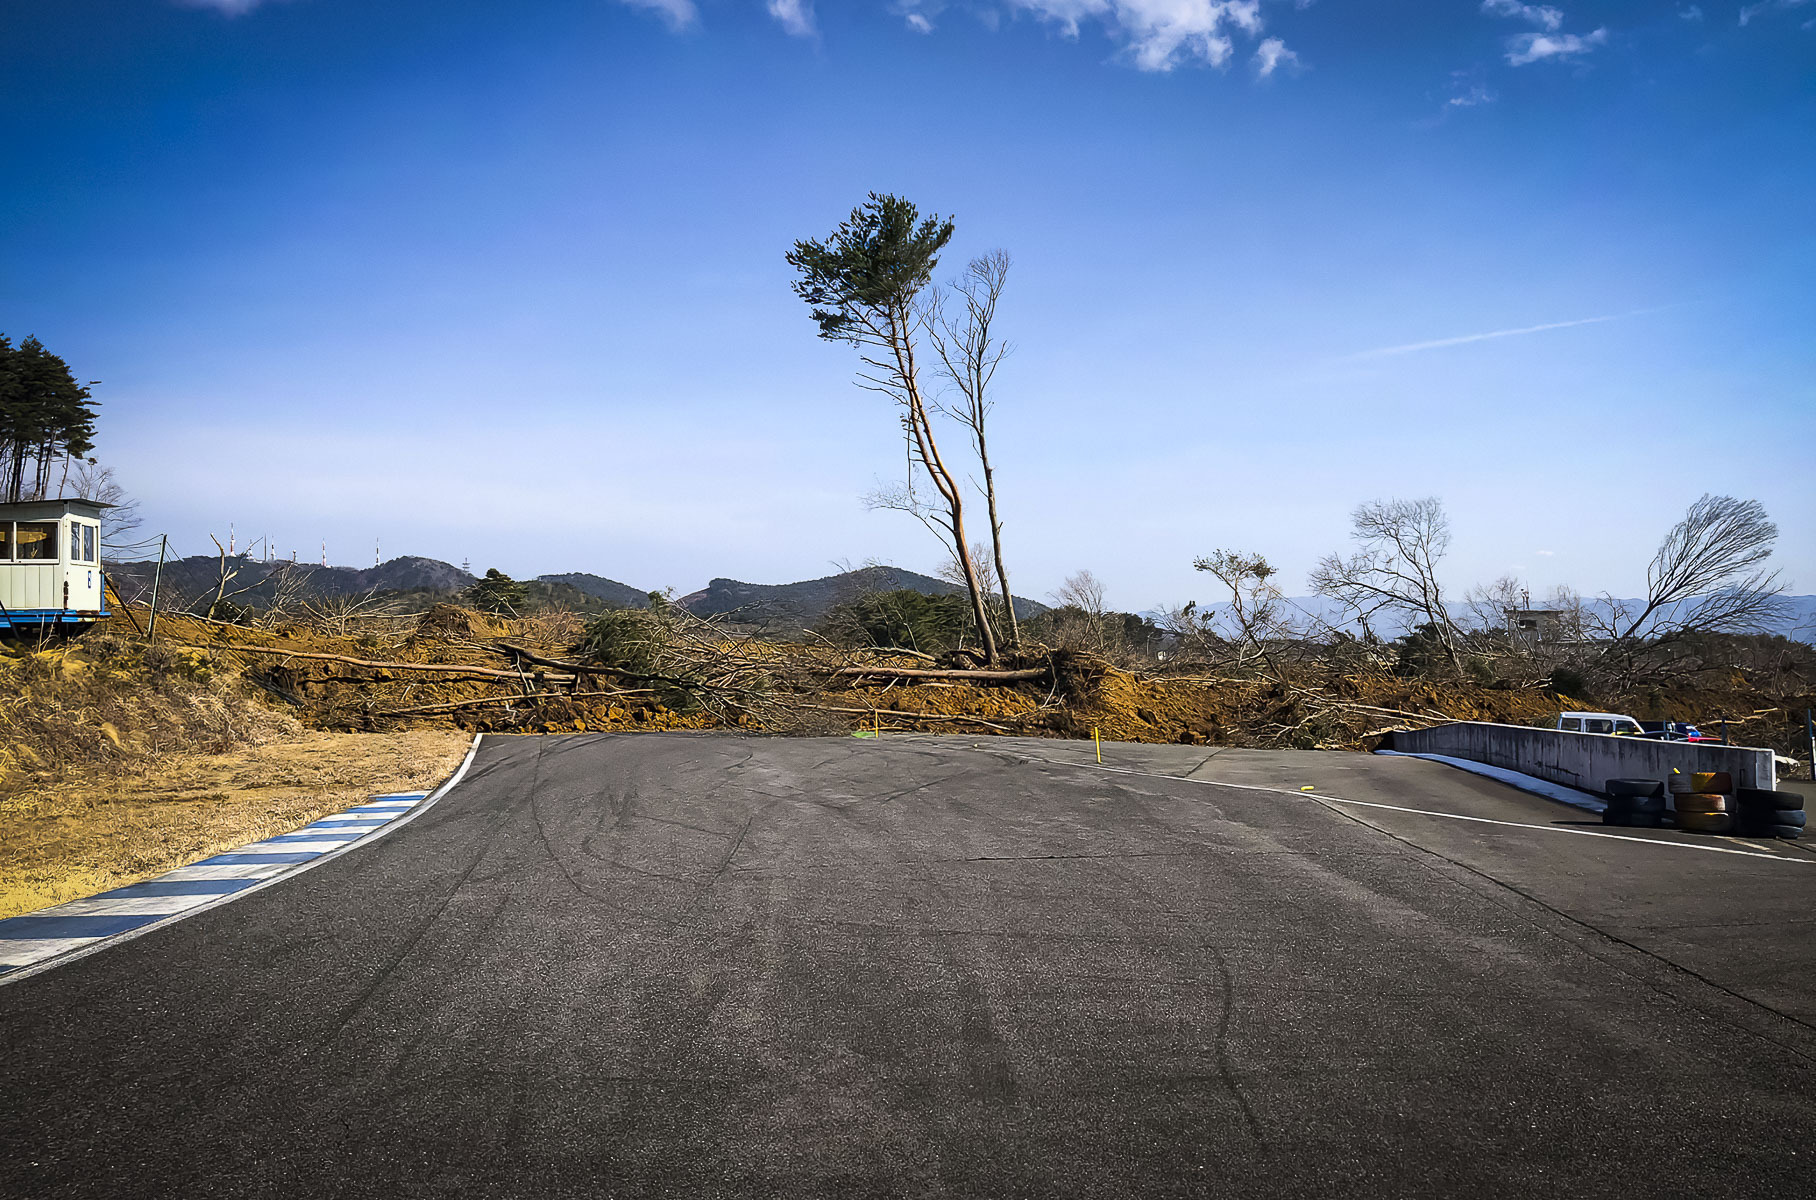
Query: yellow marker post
[[1300, 785, 1315, 792], [1094, 726, 1102, 763]]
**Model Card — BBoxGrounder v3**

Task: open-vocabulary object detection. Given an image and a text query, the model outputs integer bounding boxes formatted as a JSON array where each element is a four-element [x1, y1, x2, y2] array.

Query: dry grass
[[0, 729, 470, 920], [0, 632, 299, 782]]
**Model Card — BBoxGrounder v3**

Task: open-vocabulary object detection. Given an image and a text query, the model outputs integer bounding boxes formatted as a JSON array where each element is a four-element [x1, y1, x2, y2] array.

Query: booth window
[[14, 522, 59, 561], [82, 523, 96, 563]]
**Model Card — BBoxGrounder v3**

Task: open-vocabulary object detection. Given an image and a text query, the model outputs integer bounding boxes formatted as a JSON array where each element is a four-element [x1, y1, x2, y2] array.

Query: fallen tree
[[827, 665, 1050, 682]]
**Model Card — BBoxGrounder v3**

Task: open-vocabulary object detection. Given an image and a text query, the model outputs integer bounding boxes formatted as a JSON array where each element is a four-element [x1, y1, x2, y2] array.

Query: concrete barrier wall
[[1386, 723, 1777, 794]]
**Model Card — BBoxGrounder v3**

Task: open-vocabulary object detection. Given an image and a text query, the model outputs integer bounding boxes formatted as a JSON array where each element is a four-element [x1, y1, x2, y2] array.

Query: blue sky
[[2, 0, 1811, 611]]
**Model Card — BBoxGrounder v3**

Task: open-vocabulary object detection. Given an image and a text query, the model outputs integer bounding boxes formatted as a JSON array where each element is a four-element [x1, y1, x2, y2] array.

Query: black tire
[[1768, 824, 1804, 840], [1606, 778, 1665, 799], [1736, 788, 1804, 813], [1768, 809, 1808, 829], [1676, 811, 1734, 835]]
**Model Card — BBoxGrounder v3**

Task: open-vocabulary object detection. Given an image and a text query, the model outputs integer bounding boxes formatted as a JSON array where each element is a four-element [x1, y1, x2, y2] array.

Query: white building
[[0, 498, 109, 629]]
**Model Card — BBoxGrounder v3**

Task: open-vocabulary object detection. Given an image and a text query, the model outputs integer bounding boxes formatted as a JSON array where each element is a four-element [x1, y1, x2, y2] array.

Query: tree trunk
[[910, 397, 998, 665], [977, 444, 1019, 650], [891, 307, 999, 666]]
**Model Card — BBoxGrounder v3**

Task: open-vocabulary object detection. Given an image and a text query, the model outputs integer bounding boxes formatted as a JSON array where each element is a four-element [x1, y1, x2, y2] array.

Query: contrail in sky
[[1351, 312, 1633, 360]]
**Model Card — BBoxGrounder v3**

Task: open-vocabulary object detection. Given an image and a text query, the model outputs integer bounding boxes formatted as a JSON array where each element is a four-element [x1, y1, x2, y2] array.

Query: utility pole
[[147, 535, 168, 644], [320, 539, 326, 568], [375, 537, 380, 568], [1806, 708, 1814, 782]]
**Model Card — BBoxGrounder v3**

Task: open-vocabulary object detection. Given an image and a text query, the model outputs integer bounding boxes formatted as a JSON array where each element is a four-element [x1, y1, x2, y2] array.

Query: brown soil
[[100, 607, 1813, 762]]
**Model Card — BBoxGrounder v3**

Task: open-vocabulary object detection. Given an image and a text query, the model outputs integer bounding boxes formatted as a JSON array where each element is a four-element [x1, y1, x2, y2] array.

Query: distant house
[[0, 498, 110, 629], [1505, 607, 1568, 646]]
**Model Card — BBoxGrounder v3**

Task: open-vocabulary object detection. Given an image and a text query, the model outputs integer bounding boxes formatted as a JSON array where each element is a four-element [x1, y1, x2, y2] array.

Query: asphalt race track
[[5, 733, 1816, 1198]]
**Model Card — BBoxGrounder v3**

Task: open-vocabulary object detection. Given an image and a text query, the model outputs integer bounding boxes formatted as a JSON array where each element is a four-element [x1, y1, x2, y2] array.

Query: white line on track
[[967, 746, 1812, 866]]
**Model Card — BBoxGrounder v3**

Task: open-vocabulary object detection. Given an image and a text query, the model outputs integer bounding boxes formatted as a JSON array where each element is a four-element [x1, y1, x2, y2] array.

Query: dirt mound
[[411, 604, 491, 643]]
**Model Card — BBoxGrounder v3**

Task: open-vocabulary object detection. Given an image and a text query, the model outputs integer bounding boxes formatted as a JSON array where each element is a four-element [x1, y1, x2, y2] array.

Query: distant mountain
[[100, 556, 1060, 629], [1267, 594, 1816, 643], [679, 565, 1047, 632], [106, 555, 476, 608], [536, 572, 650, 609]]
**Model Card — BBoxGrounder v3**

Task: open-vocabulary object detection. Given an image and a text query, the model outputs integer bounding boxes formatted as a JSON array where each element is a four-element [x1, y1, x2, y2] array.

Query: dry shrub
[[0, 634, 297, 787]]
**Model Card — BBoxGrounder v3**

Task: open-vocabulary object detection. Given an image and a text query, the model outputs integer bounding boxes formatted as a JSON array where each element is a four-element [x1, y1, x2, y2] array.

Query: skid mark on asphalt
[[1204, 941, 1265, 1145], [962, 746, 1812, 866], [962, 742, 1816, 1056]]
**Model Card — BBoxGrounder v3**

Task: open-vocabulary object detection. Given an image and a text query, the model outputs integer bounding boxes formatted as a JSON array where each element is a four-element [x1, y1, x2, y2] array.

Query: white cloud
[[1437, 68, 1496, 111], [1253, 37, 1299, 77], [1505, 27, 1607, 65], [615, 0, 699, 32], [1535, 549, 1556, 556], [1008, 0, 1274, 72], [895, 0, 946, 32], [1349, 312, 1628, 359], [1739, 0, 1811, 24], [1679, 5, 1704, 19], [767, 0, 817, 37], [1480, 0, 1563, 31], [601, 0, 1293, 76]]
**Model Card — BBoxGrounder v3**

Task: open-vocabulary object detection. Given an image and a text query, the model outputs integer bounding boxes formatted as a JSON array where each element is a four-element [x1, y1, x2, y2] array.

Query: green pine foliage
[[822, 589, 971, 655], [464, 568, 527, 615], [0, 334, 100, 503], [785, 193, 955, 343]]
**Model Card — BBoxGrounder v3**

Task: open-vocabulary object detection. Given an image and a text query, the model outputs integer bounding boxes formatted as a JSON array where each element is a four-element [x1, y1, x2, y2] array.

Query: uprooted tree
[[787, 193, 1002, 665], [1309, 496, 1466, 676], [926, 250, 1020, 650], [1588, 493, 1787, 684], [1192, 550, 1291, 676]]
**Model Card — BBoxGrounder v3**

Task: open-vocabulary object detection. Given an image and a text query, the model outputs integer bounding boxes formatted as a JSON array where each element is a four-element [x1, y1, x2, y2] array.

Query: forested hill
[[100, 557, 1050, 630], [679, 566, 1048, 630], [106, 555, 476, 607], [535, 573, 650, 609]]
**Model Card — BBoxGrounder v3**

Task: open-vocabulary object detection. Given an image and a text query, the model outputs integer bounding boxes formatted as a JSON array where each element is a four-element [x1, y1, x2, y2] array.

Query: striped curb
[[0, 794, 429, 977], [0, 732, 483, 984]]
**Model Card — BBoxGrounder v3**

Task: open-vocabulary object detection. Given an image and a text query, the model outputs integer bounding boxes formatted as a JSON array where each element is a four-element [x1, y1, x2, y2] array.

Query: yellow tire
[[1674, 793, 1730, 815], [1676, 811, 1734, 835], [1687, 771, 1732, 793]]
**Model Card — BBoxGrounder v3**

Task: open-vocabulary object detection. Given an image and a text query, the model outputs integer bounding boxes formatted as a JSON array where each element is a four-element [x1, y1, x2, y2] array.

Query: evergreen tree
[[0, 334, 99, 503], [465, 568, 527, 615]]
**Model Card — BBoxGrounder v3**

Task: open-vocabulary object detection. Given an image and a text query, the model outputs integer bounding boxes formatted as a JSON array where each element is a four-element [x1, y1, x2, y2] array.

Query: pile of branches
[[171, 589, 1097, 736]]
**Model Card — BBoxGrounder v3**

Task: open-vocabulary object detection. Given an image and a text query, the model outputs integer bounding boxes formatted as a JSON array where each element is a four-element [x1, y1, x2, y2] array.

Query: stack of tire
[[1734, 786, 1806, 840], [1654, 771, 1808, 839], [1602, 779, 1667, 827], [1670, 772, 1734, 835]]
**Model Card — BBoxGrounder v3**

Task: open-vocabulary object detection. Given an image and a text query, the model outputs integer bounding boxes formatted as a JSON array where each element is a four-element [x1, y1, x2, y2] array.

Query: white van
[[1557, 711, 1645, 737]]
